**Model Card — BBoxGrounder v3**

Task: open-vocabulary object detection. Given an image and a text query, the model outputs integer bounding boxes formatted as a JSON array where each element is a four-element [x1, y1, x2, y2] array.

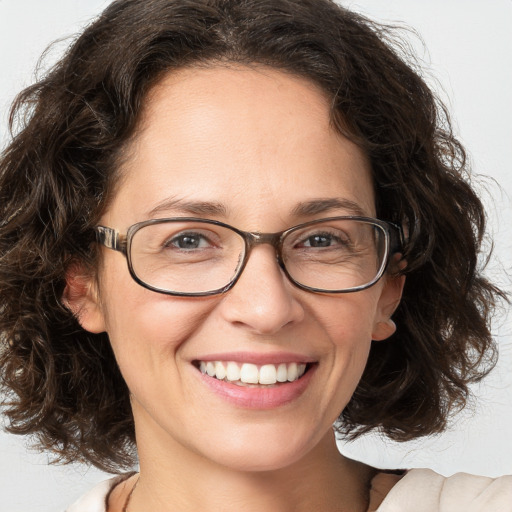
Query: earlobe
[[372, 272, 405, 341], [62, 263, 106, 334], [372, 318, 397, 341]]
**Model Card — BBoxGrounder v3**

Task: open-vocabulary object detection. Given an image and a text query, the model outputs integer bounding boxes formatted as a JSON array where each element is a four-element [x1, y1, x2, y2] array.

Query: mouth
[[194, 360, 312, 387]]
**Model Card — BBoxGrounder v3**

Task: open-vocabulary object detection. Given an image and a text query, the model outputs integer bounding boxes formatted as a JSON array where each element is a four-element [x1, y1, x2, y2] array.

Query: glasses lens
[[281, 219, 387, 291], [130, 220, 245, 294]]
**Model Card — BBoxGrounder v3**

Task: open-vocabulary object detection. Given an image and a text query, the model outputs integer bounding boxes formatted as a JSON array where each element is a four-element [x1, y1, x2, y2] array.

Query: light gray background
[[0, 1, 510, 511]]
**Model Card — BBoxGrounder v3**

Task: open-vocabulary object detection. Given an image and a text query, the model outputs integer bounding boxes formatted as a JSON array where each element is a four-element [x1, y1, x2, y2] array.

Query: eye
[[296, 231, 350, 249], [166, 232, 213, 250]]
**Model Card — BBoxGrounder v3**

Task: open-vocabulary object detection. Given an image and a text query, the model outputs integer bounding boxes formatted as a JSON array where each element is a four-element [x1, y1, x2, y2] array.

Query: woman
[[0, 0, 510, 510]]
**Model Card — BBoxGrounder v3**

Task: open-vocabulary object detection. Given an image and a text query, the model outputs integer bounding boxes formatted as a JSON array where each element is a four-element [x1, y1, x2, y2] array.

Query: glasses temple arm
[[387, 222, 406, 254], [95, 226, 127, 254]]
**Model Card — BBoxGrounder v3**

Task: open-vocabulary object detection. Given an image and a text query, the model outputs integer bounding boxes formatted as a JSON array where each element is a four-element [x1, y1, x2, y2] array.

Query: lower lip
[[196, 365, 316, 409]]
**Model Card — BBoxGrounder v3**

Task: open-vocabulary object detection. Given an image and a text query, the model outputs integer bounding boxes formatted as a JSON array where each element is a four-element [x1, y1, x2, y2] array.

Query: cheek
[[98, 261, 218, 373], [313, 292, 380, 346], [311, 292, 381, 387], [109, 298, 214, 352]]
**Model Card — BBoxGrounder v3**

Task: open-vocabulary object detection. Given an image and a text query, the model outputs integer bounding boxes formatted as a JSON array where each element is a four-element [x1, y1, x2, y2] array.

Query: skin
[[66, 65, 404, 512]]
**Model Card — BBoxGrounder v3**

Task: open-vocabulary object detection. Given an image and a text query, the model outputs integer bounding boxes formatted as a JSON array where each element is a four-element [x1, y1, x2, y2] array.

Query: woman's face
[[74, 65, 402, 472]]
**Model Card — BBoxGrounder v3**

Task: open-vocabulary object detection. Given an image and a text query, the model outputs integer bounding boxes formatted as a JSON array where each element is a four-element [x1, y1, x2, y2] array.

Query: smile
[[197, 361, 308, 386]]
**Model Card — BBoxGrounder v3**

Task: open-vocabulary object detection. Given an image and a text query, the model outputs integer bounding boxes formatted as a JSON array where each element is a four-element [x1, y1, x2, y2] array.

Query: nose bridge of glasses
[[242, 231, 284, 269], [246, 231, 282, 248], [244, 231, 284, 258]]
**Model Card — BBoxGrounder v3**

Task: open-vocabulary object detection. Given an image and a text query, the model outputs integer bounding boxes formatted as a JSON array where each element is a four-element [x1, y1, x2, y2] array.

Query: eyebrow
[[147, 196, 368, 220], [291, 198, 369, 217], [148, 197, 228, 217]]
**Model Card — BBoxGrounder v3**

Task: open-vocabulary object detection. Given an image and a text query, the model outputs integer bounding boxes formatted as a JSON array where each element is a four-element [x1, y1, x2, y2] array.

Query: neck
[[124, 419, 375, 512]]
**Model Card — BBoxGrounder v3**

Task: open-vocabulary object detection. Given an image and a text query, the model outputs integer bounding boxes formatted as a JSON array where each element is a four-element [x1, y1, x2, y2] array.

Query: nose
[[218, 245, 305, 335]]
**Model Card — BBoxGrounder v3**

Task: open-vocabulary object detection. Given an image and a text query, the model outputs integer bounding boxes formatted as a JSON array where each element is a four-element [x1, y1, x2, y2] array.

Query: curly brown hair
[[0, 0, 505, 473]]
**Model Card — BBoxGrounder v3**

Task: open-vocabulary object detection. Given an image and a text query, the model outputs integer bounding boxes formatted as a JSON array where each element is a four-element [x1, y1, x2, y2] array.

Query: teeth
[[240, 363, 259, 384], [206, 361, 216, 377], [287, 362, 298, 382], [199, 361, 308, 385], [259, 364, 277, 385], [215, 361, 226, 380], [276, 363, 288, 382], [226, 361, 241, 381]]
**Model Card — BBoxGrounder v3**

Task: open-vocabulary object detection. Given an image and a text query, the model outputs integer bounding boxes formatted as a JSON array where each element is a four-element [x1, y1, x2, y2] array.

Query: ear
[[62, 262, 106, 334], [371, 270, 406, 342]]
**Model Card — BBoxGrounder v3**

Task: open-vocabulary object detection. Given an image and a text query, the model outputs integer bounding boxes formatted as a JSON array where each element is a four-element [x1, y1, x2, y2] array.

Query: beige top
[[373, 469, 512, 512], [66, 469, 512, 512]]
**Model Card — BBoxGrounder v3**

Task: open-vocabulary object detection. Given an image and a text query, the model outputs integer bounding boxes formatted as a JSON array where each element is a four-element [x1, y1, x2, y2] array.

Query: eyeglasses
[[94, 216, 404, 296]]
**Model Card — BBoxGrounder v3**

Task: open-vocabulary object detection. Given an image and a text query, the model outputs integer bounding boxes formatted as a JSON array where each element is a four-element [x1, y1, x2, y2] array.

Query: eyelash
[[165, 232, 215, 250], [294, 231, 351, 249]]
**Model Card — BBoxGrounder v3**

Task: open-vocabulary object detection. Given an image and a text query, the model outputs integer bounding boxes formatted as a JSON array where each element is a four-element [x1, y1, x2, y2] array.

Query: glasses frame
[[95, 216, 404, 297]]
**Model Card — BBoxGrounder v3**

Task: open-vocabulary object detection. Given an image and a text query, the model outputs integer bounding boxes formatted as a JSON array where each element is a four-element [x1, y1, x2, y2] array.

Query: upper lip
[[192, 351, 317, 365]]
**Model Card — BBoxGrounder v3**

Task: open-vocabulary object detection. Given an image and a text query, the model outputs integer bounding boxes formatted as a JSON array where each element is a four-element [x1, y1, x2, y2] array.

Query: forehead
[[106, 65, 374, 230]]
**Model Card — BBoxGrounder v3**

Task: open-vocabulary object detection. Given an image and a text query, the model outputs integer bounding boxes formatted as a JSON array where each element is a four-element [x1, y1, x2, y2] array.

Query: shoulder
[[376, 468, 512, 512], [65, 473, 134, 512]]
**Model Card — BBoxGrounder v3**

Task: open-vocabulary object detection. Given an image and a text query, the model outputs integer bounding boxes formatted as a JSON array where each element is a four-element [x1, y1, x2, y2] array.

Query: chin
[[199, 426, 319, 473]]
